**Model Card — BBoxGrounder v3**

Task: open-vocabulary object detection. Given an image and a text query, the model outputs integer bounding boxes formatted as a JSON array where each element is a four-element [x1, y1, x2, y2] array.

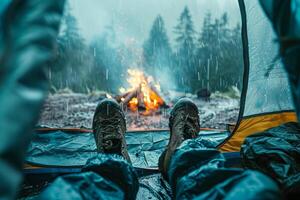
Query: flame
[[128, 97, 138, 111], [120, 68, 164, 113]]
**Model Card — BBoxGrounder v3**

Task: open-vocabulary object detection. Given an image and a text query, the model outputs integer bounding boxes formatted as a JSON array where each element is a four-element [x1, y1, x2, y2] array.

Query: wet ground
[[38, 90, 240, 130]]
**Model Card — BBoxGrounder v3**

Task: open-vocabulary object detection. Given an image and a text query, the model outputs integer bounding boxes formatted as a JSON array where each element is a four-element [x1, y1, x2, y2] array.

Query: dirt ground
[[38, 91, 240, 131]]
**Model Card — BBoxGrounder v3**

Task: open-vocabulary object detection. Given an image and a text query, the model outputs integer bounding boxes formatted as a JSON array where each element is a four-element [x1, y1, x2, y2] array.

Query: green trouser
[[0, 0, 64, 199]]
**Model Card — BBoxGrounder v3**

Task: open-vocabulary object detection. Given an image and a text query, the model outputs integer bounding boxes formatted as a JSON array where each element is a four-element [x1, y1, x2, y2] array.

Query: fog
[[69, 0, 241, 45]]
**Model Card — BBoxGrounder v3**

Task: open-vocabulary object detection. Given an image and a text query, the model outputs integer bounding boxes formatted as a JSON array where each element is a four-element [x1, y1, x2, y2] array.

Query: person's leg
[[160, 98, 282, 199], [158, 98, 200, 180], [38, 99, 139, 200], [168, 139, 282, 200], [39, 153, 138, 200]]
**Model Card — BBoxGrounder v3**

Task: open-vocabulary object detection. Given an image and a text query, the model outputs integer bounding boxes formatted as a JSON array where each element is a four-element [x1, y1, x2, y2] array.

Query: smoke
[[69, 0, 241, 45], [58, 0, 242, 94], [153, 66, 178, 91]]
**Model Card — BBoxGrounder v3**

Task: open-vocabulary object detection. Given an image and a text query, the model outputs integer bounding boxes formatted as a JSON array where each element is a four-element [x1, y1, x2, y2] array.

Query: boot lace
[[94, 115, 124, 150], [174, 114, 199, 139]]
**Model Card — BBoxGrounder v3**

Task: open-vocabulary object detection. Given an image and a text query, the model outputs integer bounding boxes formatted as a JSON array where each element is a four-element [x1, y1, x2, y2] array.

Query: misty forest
[[11, 1, 299, 198], [48, 5, 243, 93], [40, 2, 244, 130]]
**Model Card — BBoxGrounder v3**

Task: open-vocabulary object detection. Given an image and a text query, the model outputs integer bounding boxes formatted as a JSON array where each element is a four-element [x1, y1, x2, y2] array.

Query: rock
[[196, 88, 211, 101]]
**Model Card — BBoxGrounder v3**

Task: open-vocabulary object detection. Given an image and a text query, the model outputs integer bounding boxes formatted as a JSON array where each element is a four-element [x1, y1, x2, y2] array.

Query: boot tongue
[[183, 117, 200, 139]]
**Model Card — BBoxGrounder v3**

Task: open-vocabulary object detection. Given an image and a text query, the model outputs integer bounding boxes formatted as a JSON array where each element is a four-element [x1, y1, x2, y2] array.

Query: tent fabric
[[21, 129, 232, 199], [220, 111, 297, 152], [259, 0, 300, 45], [240, 0, 294, 117], [26, 129, 228, 169], [219, 0, 297, 152], [241, 122, 300, 198]]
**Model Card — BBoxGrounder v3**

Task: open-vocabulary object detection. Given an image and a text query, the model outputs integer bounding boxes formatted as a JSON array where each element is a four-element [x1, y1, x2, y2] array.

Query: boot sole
[[169, 98, 199, 130]]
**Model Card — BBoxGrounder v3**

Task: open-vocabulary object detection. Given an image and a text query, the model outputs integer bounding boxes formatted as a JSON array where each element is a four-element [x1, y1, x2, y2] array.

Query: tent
[[24, 0, 299, 167], [21, 0, 299, 199], [218, 0, 297, 152]]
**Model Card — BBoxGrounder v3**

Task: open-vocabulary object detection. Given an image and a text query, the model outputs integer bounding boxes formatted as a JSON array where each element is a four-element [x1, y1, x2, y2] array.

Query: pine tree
[[143, 15, 172, 76], [90, 24, 125, 93], [174, 6, 197, 91], [196, 12, 243, 92], [62, 6, 87, 92], [61, 10, 84, 50], [195, 12, 213, 91], [199, 13, 212, 47], [49, 4, 92, 93]]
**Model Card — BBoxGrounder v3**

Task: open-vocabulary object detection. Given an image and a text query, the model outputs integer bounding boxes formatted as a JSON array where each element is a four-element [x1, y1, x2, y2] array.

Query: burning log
[[122, 88, 138, 106], [115, 69, 169, 115], [115, 91, 130, 102]]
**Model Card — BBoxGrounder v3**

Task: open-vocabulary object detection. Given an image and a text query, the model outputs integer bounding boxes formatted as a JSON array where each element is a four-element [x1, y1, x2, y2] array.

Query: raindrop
[[66, 100, 69, 113], [106, 69, 109, 80]]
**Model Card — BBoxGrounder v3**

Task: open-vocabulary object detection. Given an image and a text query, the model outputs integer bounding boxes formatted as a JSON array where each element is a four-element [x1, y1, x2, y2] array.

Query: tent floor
[[26, 128, 229, 168], [20, 128, 233, 199]]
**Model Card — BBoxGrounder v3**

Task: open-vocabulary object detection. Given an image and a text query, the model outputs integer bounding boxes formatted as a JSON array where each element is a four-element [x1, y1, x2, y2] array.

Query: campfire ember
[[116, 69, 167, 115]]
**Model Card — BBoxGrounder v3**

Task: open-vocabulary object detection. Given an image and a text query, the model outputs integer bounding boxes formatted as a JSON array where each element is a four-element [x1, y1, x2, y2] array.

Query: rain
[[39, 0, 244, 130], [4, 0, 299, 199]]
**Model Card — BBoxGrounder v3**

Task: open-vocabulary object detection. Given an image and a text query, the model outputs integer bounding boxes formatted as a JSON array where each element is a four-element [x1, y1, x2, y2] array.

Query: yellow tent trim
[[219, 111, 297, 152]]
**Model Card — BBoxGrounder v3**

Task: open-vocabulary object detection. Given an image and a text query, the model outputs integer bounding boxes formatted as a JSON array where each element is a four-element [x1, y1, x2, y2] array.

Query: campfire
[[116, 69, 168, 115]]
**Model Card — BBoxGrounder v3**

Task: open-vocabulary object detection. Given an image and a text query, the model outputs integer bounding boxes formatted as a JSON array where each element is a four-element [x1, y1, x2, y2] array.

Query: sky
[[68, 0, 241, 45]]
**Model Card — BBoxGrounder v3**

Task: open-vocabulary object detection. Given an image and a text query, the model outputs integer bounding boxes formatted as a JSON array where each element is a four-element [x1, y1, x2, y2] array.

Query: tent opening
[[39, 0, 244, 132]]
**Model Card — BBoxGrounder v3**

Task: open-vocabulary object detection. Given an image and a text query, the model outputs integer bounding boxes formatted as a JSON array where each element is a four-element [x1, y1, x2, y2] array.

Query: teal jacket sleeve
[[0, 0, 65, 199]]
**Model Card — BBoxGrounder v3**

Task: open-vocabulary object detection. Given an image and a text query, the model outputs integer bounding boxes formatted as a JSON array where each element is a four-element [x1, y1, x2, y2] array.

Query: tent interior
[[20, 0, 298, 199]]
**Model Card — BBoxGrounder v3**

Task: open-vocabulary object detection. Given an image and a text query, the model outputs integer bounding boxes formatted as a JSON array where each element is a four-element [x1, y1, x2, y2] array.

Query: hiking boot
[[92, 98, 131, 163], [159, 98, 200, 177]]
